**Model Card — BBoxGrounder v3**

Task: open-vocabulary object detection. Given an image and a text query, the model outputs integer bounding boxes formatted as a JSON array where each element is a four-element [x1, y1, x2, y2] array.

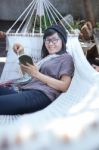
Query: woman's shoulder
[[58, 53, 74, 67], [59, 52, 73, 60]]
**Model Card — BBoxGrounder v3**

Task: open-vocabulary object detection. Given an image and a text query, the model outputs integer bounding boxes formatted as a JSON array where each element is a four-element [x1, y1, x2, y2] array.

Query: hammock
[[0, 34, 43, 81], [0, 0, 74, 82], [0, 36, 99, 150], [0, 0, 99, 149]]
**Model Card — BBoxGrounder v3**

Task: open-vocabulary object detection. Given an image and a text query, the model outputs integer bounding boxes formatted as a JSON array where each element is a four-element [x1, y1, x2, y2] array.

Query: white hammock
[[0, 0, 75, 82], [0, 36, 99, 150], [0, 0, 99, 149], [0, 34, 43, 81]]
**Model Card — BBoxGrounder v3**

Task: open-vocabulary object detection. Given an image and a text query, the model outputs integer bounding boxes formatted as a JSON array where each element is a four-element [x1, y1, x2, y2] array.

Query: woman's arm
[[21, 63, 72, 92], [36, 72, 71, 92]]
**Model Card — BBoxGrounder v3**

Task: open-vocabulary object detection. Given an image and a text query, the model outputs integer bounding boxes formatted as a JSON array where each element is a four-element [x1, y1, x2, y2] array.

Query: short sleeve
[[59, 55, 74, 78]]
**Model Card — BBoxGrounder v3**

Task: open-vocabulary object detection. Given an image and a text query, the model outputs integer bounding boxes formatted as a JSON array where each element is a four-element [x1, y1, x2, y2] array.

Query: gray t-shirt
[[21, 53, 74, 101]]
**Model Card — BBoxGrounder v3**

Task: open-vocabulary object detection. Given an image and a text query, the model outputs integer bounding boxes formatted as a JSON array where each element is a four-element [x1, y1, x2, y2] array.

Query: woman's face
[[44, 33, 62, 54]]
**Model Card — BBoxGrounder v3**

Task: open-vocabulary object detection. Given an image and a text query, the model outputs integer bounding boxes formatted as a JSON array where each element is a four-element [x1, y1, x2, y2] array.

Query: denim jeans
[[0, 87, 51, 115]]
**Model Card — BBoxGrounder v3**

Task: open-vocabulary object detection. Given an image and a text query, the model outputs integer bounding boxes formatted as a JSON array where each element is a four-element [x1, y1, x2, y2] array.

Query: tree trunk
[[83, 0, 96, 27]]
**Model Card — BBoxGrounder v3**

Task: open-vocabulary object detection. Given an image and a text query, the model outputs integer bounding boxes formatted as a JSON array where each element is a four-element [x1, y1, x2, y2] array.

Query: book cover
[[19, 55, 33, 65]]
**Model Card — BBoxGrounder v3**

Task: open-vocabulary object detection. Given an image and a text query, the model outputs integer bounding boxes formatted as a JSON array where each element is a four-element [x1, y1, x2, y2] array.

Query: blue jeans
[[0, 87, 51, 115]]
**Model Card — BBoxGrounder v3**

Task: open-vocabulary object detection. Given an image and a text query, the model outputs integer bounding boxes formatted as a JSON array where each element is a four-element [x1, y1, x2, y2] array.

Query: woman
[[0, 24, 74, 115]]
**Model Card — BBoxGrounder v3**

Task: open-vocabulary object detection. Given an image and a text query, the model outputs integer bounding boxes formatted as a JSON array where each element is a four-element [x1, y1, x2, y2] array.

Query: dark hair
[[41, 24, 67, 58]]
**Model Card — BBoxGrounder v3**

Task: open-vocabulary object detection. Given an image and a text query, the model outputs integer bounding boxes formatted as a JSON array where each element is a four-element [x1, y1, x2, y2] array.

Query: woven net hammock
[[0, 0, 75, 82], [0, 0, 99, 150]]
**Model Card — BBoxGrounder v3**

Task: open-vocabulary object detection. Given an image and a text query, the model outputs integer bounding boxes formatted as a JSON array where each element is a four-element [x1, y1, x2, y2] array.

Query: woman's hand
[[92, 64, 99, 72], [20, 63, 39, 77], [13, 43, 24, 55]]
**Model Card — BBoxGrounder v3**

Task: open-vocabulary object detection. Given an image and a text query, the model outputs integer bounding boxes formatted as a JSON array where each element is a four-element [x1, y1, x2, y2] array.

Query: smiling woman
[[44, 33, 62, 55], [0, 24, 74, 115], [42, 24, 67, 57]]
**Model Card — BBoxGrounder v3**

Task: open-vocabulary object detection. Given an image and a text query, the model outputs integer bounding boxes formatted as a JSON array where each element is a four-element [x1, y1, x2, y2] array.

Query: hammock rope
[[6, 0, 74, 35], [16, 0, 37, 34], [46, 0, 73, 32], [7, 0, 35, 33]]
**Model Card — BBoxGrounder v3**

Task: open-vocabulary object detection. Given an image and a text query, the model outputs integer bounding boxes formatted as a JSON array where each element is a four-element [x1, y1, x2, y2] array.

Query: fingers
[[20, 64, 32, 75], [13, 43, 20, 54], [13, 43, 24, 55], [20, 63, 34, 71], [20, 63, 38, 77], [21, 63, 34, 68], [20, 64, 29, 70], [20, 64, 28, 74], [26, 63, 34, 67]]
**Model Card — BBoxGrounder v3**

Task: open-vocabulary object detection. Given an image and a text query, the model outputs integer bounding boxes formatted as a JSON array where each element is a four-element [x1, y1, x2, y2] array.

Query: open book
[[19, 54, 33, 65], [0, 55, 33, 87]]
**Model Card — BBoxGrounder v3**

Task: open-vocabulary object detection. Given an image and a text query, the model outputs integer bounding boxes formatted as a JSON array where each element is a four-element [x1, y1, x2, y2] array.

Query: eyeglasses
[[45, 38, 60, 44]]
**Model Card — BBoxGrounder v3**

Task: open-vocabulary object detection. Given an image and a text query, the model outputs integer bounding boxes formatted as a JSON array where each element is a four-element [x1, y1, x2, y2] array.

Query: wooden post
[[83, 0, 96, 27]]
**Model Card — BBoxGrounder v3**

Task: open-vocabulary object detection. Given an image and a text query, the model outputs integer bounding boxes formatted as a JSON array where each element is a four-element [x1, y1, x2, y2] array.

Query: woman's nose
[[49, 40, 54, 45]]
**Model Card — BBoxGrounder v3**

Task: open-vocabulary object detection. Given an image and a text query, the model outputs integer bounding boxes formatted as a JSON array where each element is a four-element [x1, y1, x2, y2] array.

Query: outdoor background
[[0, 0, 98, 21]]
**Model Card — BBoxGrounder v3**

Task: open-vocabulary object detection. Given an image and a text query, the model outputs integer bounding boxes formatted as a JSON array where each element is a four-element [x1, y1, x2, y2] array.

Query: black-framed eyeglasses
[[45, 38, 60, 44]]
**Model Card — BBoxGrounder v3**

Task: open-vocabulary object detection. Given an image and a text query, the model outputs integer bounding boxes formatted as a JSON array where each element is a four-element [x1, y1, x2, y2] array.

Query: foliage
[[31, 14, 55, 33], [70, 20, 86, 30], [96, 22, 99, 28]]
